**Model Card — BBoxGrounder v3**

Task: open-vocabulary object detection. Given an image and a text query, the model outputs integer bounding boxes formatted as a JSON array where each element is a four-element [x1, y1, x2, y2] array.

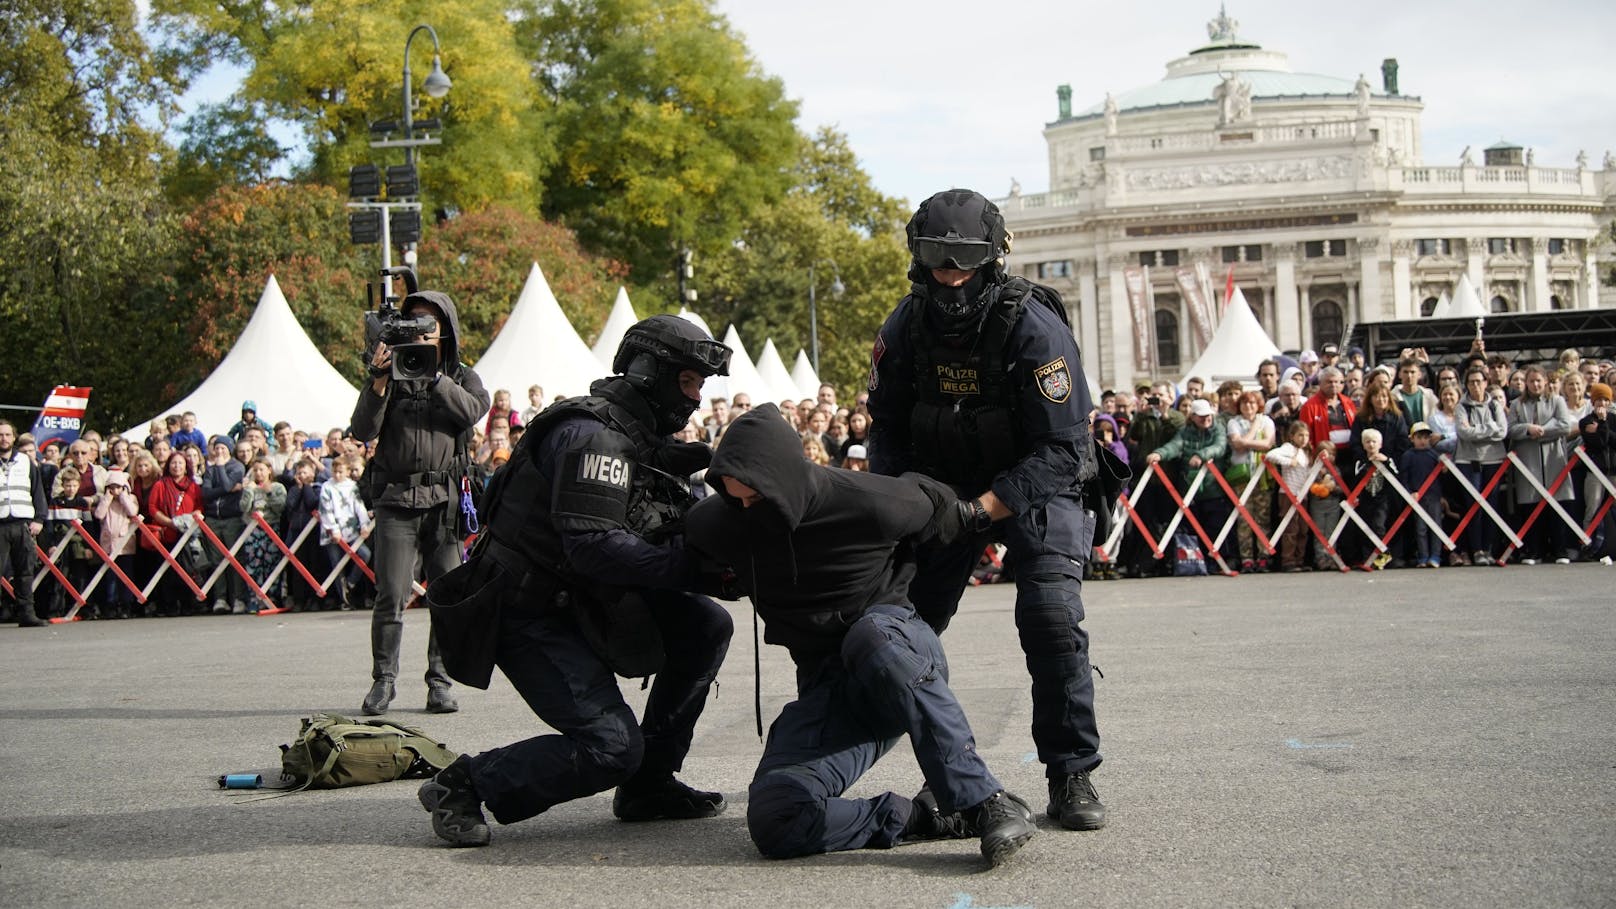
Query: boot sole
[[982, 828, 1035, 867], [418, 780, 491, 847]]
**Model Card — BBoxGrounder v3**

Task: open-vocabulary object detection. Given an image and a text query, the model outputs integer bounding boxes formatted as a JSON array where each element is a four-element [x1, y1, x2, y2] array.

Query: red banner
[[1123, 266, 1155, 374]]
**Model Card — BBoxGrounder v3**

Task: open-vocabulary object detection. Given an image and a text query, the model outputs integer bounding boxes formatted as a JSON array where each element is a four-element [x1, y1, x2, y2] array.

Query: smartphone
[[302, 439, 323, 450]]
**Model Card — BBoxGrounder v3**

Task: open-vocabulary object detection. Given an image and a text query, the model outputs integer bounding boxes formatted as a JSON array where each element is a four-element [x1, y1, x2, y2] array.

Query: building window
[[1304, 240, 1347, 258], [1548, 239, 1566, 256], [1089, 147, 1105, 161], [1037, 260, 1073, 280], [1488, 238, 1516, 255], [1221, 244, 1263, 264], [1139, 250, 1180, 268], [1154, 309, 1180, 367], [1420, 296, 1440, 317], [1490, 295, 1511, 313], [1415, 239, 1452, 257], [1311, 300, 1344, 352], [1550, 294, 1565, 310]]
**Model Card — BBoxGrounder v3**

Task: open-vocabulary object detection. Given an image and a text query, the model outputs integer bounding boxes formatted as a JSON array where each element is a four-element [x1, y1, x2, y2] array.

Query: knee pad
[[747, 775, 824, 859], [1016, 557, 1083, 660], [574, 706, 646, 794]]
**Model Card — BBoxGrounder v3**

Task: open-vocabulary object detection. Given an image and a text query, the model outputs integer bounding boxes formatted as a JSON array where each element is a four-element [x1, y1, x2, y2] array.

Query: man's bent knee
[[747, 776, 825, 859]]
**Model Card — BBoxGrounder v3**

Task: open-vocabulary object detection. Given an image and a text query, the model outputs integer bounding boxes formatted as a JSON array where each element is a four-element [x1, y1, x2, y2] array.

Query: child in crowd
[[841, 444, 869, 472], [44, 466, 95, 618], [1355, 428, 1397, 569], [520, 384, 545, 426], [1308, 442, 1345, 571], [319, 455, 372, 610], [1399, 423, 1445, 568], [1264, 421, 1313, 572], [238, 459, 287, 613], [94, 469, 142, 619], [281, 457, 327, 610]]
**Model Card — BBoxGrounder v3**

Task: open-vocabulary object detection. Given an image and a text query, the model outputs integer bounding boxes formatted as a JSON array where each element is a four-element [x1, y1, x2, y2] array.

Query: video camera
[[363, 266, 440, 381]]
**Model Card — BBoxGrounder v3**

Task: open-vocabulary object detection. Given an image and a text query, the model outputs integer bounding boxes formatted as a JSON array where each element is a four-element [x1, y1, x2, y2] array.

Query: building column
[[1274, 246, 1299, 351], [1106, 256, 1134, 387], [1585, 249, 1601, 310], [1391, 241, 1413, 318], [1347, 282, 1359, 327], [1078, 258, 1101, 380], [1359, 238, 1383, 322], [1299, 283, 1313, 352], [1466, 237, 1487, 301], [1529, 239, 1550, 312]]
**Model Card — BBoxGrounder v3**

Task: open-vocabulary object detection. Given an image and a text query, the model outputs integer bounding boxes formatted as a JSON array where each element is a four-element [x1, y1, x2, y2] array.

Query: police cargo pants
[[908, 490, 1102, 776], [468, 589, 731, 824], [370, 505, 457, 688]]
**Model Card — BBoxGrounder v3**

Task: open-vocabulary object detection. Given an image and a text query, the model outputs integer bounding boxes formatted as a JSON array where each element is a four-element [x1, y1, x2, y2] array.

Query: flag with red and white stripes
[[30, 386, 93, 450]]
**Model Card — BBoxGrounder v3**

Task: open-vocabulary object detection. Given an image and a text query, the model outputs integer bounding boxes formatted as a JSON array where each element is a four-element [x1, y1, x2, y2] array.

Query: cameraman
[[351, 288, 490, 715]]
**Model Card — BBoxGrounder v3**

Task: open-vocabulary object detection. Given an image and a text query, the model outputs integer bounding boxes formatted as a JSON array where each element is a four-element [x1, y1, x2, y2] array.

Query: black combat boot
[[612, 774, 726, 821], [967, 790, 1036, 866], [426, 685, 458, 714], [1047, 769, 1106, 830], [418, 757, 491, 847], [360, 680, 394, 716]]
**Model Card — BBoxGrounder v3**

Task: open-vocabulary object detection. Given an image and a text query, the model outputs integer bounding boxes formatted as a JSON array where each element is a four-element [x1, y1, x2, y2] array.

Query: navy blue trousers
[[908, 490, 1102, 777], [747, 604, 1001, 859], [468, 589, 732, 825]]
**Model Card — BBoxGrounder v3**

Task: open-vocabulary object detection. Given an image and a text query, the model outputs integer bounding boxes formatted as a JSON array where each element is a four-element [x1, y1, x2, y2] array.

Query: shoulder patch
[[867, 332, 887, 392], [1035, 356, 1072, 403], [575, 450, 632, 491]]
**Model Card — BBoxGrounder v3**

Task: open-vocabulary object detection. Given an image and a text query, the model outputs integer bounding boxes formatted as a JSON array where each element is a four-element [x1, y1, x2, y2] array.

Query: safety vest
[[0, 454, 36, 521]]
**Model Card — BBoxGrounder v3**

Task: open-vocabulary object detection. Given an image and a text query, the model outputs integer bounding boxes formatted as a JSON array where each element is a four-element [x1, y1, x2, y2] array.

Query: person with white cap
[[1145, 399, 1228, 473]]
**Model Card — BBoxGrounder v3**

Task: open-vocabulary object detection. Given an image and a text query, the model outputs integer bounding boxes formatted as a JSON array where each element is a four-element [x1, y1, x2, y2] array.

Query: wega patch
[[1035, 356, 1073, 403], [576, 451, 632, 490]]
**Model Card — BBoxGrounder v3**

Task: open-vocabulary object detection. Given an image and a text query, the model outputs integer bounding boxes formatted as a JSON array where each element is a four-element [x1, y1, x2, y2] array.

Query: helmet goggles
[[911, 236, 998, 272], [622, 331, 732, 377]]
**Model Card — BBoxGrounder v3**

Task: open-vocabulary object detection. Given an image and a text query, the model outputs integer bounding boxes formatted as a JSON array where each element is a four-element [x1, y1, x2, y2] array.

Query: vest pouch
[[426, 555, 507, 690], [565, 588, 665, 679]]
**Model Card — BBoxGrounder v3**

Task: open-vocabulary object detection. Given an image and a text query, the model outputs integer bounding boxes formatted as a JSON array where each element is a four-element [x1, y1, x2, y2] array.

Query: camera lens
[[391, 342, 438, 381]]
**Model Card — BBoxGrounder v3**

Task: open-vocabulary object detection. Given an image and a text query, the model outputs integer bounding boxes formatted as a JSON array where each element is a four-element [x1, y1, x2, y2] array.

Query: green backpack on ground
[[279, 713, 459, 790]]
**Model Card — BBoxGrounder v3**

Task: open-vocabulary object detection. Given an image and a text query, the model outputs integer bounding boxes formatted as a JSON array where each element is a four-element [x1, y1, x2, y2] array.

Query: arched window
[[1550, 294, 1565, 310], [1490, 295, 1511, 313], [1420, 296, 1440, 317], [1311, 300, 1344, 353], [1155, 309, 1180, 367]]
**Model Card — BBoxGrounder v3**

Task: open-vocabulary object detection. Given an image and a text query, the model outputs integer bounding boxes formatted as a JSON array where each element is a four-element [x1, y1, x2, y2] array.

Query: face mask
[[925, 269, 989, 321]]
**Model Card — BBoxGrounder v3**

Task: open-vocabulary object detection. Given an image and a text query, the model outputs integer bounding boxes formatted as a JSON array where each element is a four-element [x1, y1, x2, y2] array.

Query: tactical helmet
[[613, 315, 732, 435], [905, 189, 1011, 321]]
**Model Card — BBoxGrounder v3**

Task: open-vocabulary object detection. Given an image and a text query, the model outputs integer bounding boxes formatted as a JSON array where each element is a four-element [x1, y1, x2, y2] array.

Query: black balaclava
[[905, 189, 1008, 331], [613, 315, 731, 435]]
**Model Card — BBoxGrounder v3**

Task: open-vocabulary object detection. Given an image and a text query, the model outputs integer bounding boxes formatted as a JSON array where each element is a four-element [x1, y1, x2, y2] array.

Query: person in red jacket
[[1296, 367, 1356, 454], [146, 451, 204, 615]]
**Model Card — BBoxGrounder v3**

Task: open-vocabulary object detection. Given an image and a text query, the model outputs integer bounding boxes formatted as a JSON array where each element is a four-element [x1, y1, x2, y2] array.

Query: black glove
[[653, 440, 712, 477], [903, 472, 978, 545]]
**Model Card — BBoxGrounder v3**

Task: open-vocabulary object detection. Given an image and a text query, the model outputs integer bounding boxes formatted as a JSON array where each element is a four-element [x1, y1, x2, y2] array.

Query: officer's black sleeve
[[543, 420, 695, 590], [866, 302, 918, 477], [990, 302, 1094, 514]]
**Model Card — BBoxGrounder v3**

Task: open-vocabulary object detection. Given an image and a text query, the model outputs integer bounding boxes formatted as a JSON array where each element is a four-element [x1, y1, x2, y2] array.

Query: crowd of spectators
[[1097, 343, 1616, 578]]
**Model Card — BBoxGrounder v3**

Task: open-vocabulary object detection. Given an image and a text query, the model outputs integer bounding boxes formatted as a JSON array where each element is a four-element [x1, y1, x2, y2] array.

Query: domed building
[[998, 7, 1616, 388]]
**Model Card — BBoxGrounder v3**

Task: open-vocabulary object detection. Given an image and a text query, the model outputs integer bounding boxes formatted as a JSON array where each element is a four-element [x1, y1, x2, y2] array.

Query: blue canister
[[219, 773, 263, 789]]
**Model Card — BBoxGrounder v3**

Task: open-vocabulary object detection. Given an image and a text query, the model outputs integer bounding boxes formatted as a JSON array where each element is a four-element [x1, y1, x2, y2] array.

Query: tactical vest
[[905, 282, 1034, 489], [480, 391, 689, 583]]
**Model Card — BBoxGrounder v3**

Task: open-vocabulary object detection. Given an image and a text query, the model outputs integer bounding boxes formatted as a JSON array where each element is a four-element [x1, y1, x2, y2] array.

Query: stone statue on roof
[[1104, 93, 1119, 135], [1207, 3, 1239, 42], [1214, 72, 1251, 126], [1354, 74, 1371, 117]]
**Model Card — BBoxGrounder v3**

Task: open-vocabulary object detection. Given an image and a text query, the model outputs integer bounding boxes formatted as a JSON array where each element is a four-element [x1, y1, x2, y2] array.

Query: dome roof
[[1072, 8, 1369, 118]]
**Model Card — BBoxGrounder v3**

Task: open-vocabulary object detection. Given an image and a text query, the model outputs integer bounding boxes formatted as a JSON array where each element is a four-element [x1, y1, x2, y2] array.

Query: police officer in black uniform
[[867, 188, 1107, 831], [417, 315, 734, 848]]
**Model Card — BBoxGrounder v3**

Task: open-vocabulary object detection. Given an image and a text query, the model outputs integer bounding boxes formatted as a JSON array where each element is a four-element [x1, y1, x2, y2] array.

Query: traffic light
[[386, 163, 419, 198], [348, 164, 380, 200], [349, 210, 382, 244], [390, 209, 422, 245]]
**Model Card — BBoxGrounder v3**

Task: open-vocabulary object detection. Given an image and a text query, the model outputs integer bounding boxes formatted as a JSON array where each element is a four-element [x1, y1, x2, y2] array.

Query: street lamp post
[[807, 260, 845, 375]]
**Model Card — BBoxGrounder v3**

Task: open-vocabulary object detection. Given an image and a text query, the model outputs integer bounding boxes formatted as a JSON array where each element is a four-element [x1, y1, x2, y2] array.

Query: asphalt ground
[[1, 565, 1613, 909]]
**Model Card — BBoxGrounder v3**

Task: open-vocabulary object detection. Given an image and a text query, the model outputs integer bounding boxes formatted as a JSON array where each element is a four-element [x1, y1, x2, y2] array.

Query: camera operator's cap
[[1591, 382, 1614, 402], [1321, 343, 1339, 357], [1409, 422, 1433, 437], [241, 400, 257, 413], [1189, 399, 1216, 417], [1299, 349, 1320, 364], [845, 444, 867, 460]]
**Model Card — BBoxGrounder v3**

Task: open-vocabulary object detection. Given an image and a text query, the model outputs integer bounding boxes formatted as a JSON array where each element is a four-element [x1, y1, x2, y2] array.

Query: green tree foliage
[[518, 0, 800, 287], [417, 206, 629, 362], [154, 0, 549, 214], [164, 98, 287, 206], [701, 128, 912, 399]]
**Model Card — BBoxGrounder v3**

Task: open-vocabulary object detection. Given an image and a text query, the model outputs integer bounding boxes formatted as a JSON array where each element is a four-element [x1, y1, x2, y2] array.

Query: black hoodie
[[351, 289, 491, 509], [686, 404, 943, 661]]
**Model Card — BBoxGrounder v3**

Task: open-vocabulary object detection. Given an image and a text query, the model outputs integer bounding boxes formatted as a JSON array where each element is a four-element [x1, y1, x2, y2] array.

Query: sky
[[176, 0, 1616, 209]]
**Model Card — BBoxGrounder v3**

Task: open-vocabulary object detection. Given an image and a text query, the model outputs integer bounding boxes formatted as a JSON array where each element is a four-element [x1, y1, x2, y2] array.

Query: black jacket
[[350, 290, 490, 509], [686, 404, 945, 662]]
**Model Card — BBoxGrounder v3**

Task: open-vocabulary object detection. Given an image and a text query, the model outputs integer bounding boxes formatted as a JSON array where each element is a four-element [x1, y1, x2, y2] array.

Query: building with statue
[[998, 7, 1616, 388]]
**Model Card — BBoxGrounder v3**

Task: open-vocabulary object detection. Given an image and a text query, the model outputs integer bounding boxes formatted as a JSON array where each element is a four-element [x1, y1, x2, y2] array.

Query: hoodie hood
[[403, 289, 465, 375], [707, 403, 818, 533]]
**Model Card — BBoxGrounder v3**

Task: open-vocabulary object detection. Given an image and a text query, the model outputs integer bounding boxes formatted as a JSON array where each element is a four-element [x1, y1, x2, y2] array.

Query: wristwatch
[[967, 498, 993, 533]]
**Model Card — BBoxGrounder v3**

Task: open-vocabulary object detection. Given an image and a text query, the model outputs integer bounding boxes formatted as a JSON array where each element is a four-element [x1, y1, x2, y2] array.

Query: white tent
[[755, 339, 803, 405], [675, 308, 733, 404], [708, 325, 771, 405], [1429, 288, 1453, 318], [590, 287, 639, 372], [789, 350, 823, 401], [1447, 274, 1487, 319], [123, 275, 359, 439], [475, 263, 603, 402], [1180, 286, 1283, 388]]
